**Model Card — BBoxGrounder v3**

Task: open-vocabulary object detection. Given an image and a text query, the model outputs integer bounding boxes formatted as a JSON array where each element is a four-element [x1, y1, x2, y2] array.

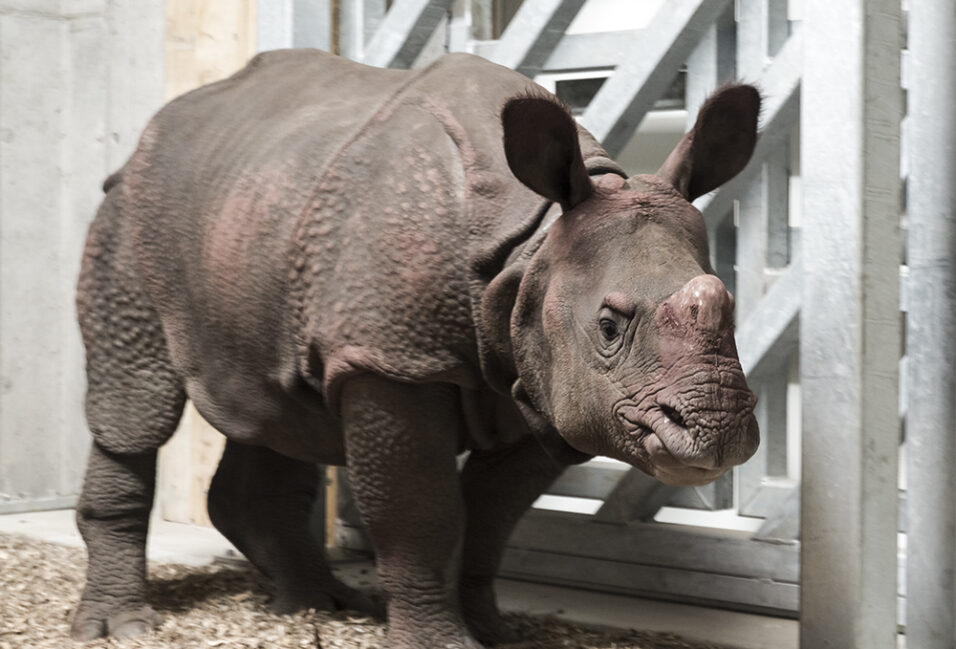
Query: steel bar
[[548, 461, 625, 500], [752, 486, 799, 543], [500, 547, 799, 613], [736, 2, 793, 510], [593, 469, 675, 523], [338, 0, 387, 61], [737, 365, 789, 514], [799, 1, 903, 646], [904, 0, 956, 645], [509, 510, 800, 583], [362, 0, 452, 69], [735, 260, 800, 378], [735, 0, 791, 311], [473, 29, 639, 72], [488, 0, 586, 76], [697, 25, 802, 232], [294, 0, 333, 51], [579, 0, 732, 157], [684, 4, 735, 128], [258, 0, 332, 52]]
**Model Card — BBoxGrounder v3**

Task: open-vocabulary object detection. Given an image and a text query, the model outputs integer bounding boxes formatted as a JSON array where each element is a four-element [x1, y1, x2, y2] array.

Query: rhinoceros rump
[[72, 50, 759, 648]]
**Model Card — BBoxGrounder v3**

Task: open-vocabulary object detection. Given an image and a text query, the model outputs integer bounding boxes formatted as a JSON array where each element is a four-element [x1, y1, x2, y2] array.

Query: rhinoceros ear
[[657, 84, 760, 201], [502, 95, 593, 211]]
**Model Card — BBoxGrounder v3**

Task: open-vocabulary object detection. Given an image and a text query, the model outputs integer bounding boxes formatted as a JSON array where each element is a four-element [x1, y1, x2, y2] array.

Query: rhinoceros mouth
[[614, 401, 729, 485], [641, 429, 726, 486]]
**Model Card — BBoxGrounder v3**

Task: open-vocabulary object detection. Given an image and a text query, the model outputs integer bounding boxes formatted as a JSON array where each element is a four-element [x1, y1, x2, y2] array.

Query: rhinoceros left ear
[[657, 84, 760, 201], [502, 95, 593, 211]]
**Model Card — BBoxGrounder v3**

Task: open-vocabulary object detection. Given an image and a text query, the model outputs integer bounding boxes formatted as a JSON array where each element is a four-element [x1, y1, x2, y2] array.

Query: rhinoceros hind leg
[[207, 440, 380, 616], [71, 444, 170, 640], [73, 204, 187, 640]]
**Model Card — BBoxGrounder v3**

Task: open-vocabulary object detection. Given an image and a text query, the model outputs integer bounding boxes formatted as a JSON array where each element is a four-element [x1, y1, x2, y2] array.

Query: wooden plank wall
[[157, 0, 257, 527]]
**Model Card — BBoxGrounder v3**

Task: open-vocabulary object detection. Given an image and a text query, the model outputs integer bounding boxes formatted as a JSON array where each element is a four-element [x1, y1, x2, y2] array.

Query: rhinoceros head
[[488, 85, 761, 486]]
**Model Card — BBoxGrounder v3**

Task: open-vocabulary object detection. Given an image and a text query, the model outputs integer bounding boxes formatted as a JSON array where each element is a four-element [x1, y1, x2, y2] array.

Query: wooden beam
[[800, 0, 903, 645]]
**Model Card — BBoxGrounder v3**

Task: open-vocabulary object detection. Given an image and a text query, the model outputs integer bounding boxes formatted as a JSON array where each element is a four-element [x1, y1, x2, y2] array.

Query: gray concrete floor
[[0, 509, 798, 649]]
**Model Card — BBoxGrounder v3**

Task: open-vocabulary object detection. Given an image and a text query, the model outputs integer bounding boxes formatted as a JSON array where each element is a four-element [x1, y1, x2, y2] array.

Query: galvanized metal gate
[[326, 0, 809, 617], [317, 4, 956, 648]]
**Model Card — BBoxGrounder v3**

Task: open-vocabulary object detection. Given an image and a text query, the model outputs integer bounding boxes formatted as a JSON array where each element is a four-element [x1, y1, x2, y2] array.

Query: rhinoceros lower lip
[[642, 431, 721, 479], [615, 403, 721, 474]]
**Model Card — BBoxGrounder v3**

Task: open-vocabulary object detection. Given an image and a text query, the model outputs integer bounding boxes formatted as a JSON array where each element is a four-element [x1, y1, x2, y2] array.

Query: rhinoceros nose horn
[[660, 274, 734, 333]]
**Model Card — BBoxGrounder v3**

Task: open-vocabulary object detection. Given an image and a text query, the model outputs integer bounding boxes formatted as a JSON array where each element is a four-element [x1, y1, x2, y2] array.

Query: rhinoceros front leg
[[459, 435, 570, 645], [341, 376, 481, 649]]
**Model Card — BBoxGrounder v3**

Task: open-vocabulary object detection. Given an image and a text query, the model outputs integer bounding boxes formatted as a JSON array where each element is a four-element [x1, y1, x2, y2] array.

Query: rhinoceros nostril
[[660, 404, 687, 429]]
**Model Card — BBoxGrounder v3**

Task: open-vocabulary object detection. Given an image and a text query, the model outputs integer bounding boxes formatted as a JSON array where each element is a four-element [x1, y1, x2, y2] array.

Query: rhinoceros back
[[124, 50, 410, 380], [115, 50, 592, 432]]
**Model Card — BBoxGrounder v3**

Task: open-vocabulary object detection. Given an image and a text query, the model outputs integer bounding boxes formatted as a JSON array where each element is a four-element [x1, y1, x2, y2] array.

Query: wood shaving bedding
[[0, 534, 726, 649]]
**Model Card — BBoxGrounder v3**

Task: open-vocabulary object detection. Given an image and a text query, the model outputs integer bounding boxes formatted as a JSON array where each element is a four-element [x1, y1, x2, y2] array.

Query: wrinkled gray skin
[[72, 49, 760, 647]]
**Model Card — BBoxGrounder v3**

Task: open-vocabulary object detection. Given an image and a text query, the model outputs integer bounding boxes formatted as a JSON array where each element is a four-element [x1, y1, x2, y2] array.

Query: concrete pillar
[[0, 0, 164, 512], [904, 0, 956, 645], [800, 0, 903, 647]]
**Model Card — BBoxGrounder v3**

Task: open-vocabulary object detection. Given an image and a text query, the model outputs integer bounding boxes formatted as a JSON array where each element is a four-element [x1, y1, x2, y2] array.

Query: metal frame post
[[905, 0, 956, 645], [258, 0, 333, 52], [734, 0, 793, 517], [800, 1, 903, 647]]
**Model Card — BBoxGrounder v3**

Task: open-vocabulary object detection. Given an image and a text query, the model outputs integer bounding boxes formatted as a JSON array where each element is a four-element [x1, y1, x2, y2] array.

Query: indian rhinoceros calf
[[72, 49, 760, 648]]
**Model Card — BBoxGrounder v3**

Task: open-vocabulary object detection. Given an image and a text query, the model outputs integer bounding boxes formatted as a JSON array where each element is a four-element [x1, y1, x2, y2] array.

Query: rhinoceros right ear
[[656, 84, 760, 201], [502, 95, 593, 211]]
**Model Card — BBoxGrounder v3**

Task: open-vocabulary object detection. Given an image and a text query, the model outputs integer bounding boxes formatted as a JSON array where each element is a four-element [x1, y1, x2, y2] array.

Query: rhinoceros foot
[[270, 581, 384, 619], [461, 584, 520, 646], [70, 602, 163, 641]]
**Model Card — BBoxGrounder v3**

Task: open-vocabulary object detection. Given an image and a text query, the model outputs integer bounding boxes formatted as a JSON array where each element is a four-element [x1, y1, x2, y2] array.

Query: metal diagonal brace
[[489, 0, 587, 76], [363, 0, 454, 69], [735, 257, 801, 379], [580, 0, 733, 157]]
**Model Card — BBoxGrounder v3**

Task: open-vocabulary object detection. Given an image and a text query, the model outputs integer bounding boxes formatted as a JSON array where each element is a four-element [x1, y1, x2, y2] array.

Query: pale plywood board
[[157, 0, 257, 526]]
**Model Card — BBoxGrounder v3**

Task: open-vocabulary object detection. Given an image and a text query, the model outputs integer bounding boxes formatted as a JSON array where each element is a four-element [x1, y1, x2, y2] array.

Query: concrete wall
[[0, 0, 164, 512]]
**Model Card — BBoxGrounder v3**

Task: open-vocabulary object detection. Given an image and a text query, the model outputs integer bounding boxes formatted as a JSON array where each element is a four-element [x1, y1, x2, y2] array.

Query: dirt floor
[[0, 533, 729, 649]]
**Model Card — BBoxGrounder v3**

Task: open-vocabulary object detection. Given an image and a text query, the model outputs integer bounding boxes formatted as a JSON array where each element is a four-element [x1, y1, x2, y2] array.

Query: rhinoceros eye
[[597, 306, 628, 346], [599, 318, 619, 341]]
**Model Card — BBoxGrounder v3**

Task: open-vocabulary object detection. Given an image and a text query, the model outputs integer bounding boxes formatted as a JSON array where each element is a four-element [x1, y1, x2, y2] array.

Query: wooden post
[[799, 0, 902, 646]]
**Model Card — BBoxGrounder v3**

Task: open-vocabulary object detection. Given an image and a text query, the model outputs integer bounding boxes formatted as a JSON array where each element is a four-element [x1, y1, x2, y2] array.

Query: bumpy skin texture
[[74, 50, 761, 648]]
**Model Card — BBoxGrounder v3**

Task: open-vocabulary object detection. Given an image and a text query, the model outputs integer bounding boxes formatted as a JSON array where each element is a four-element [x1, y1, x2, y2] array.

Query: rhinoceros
[[72, 49, 760, 648]]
